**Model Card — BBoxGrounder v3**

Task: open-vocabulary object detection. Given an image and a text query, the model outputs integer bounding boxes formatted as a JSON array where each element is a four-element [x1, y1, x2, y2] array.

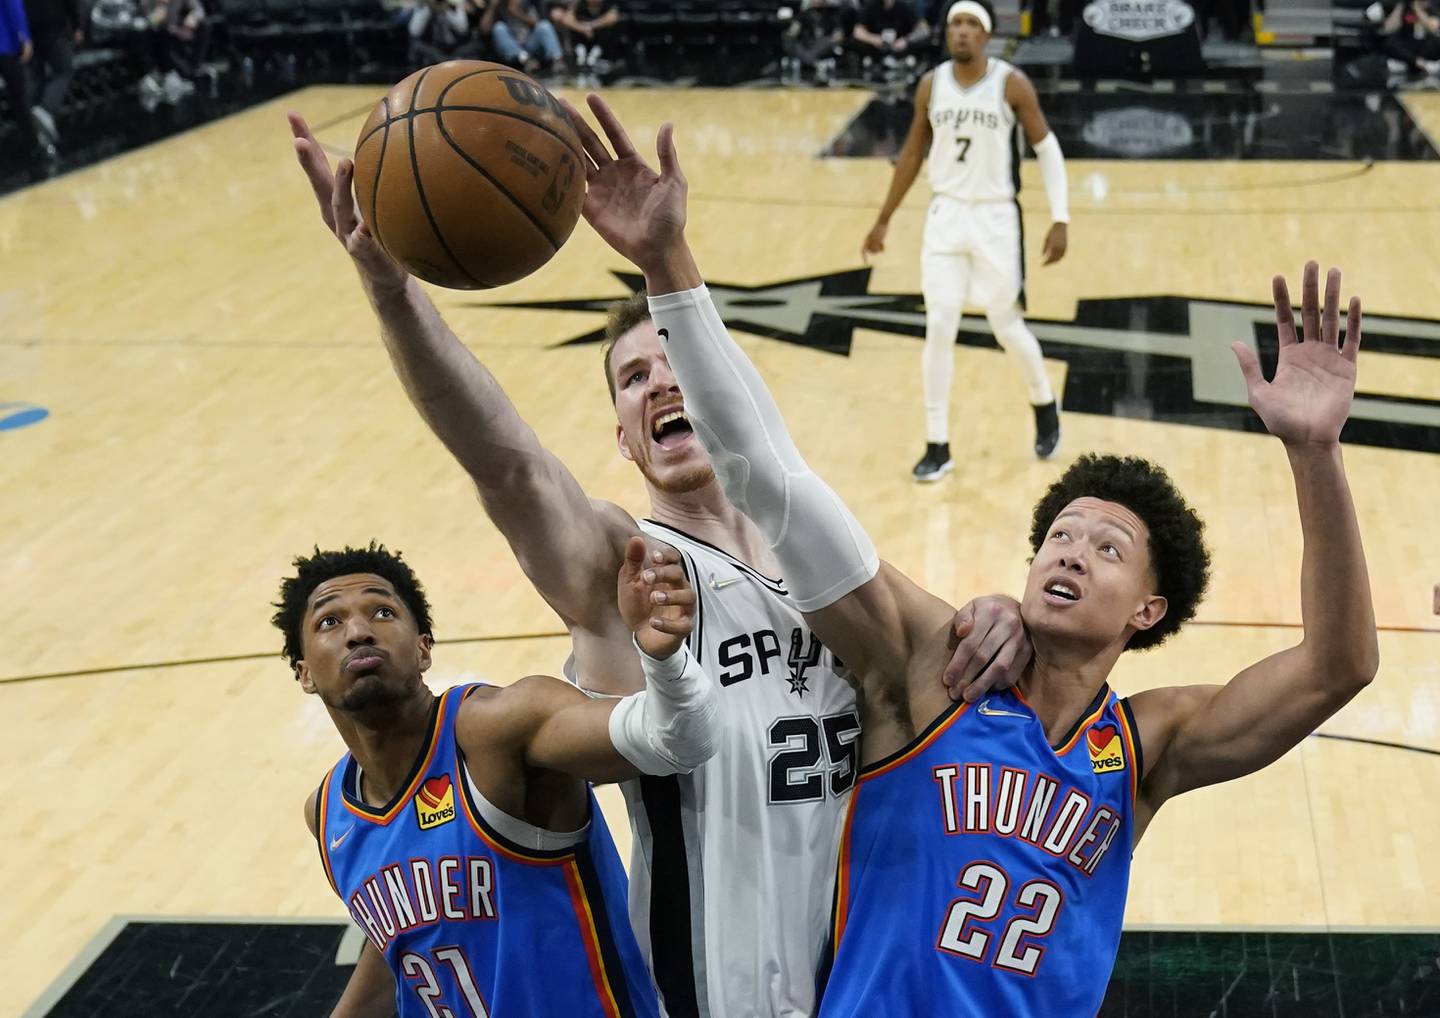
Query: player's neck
[[1017, 641, 1121, 744], [951, 53, 989, 86], [331, 686, 438, 806], [646, 478, 780, 575]]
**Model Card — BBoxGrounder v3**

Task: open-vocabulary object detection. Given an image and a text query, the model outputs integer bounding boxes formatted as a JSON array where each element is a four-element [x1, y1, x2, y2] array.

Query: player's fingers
[[652, 588, 695, 606], [957, 627, 1011, 691], [650, 546, 681, 565], [657, 122, 685, 182], [587, 93, 641, 160], [1343, 296, 1363, 362], [1231, 341, 1264, 390], [1322, 267, 1341, 348], [559, 96, 612, 168], [650, 616, 693, 635], [287, 111, 316, 145], [964, 647, 1017, 702], [1300, 260, 1320, 344], [642, 564, 688, 587], [1272, 274, 1297, 347], [333, 159, 363, 238]]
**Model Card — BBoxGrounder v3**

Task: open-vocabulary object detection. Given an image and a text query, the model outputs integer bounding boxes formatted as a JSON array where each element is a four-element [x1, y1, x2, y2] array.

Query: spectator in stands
[[21, 0, 81, 148], [136, 0, 209, 104], [554, 0, 618, 73], [782, 0, 852, 82], [408, 0, 470, 64], [852, 0, 928, 76], [481, 0, 563, 73], [1, 0, 54, 158], [1378, 0, 1440, 74]]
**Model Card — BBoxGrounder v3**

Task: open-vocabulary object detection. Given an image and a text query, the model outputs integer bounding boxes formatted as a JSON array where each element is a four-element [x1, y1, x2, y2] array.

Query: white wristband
[[607, 642, 719, 775]]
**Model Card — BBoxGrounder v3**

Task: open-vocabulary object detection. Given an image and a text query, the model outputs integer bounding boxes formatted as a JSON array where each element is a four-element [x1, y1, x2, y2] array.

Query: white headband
[[947, 0, 993, 31]]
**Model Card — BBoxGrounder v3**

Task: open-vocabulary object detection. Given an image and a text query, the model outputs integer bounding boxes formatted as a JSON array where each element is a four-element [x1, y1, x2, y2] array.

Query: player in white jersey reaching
[[288, 112, 1033, 1018], [863, 0, 1071, 480]]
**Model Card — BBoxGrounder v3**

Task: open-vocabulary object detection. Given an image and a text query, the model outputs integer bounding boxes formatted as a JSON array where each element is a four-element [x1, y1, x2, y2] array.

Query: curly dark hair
[[1028, 454, 1210, 651], [601, 291, 651, 404], [271, 542, 435, 668]]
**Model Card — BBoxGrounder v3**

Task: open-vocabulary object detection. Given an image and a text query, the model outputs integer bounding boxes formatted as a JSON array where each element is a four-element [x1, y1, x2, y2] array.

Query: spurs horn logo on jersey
[[1087, 724, 1126, 774], [415, 774, 455, 830]]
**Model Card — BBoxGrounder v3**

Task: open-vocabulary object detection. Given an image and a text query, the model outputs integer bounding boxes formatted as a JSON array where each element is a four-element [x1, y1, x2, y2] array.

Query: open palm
[[1232, 262, 1361, 447], [561, 95, 688, 268]]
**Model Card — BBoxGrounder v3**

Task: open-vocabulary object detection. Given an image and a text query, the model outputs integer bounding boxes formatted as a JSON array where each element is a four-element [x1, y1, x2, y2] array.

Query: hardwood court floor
[[3, 85, 1439, 1015]]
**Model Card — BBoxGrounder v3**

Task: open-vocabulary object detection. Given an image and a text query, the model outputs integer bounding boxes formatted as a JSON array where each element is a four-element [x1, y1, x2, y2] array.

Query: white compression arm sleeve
[[607, 643, 719, 774], [1033, 132, 1069, 224], [648, 286, 879, 611]]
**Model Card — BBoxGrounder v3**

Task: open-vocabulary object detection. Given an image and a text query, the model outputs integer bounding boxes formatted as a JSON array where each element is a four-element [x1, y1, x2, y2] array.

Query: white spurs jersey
[[927, 58, 1022, 203], [580, 518, 860, 1018]]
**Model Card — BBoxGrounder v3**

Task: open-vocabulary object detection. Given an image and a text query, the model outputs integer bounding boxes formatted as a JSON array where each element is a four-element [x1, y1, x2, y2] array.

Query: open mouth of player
[[651, 409, 695, 450], [1042, 578, 1082, 606]]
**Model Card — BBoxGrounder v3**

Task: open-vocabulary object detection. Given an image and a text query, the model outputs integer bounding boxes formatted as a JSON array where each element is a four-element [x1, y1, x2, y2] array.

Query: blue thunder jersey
[[316, 684, 659, 1018], [819, 685, 1143, 1017]]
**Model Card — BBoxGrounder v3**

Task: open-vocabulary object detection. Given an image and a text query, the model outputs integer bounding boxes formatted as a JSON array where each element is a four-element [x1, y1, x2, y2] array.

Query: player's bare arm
[[1003, 70, 1068, 265], [324, 942, 395, 1018], [563, 94, 1031, 759], [457, 538, 717, 799], [1129, 263, 1377, 837], [288, 113, 641, 669], [862, 73, 934, 262]]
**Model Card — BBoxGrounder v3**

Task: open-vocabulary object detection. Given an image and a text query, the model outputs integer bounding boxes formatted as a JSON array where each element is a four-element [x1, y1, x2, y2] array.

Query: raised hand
[[288, 112, 408, 294], [1233, 261, 1362, 448], [560, 94, 688, 271], [617, 538, 696, 660], [942, 595, 1033, 703]]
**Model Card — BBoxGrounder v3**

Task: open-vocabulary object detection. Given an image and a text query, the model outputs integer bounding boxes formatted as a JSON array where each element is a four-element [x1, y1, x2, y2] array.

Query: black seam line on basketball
[[368, 95, 391, 259], [406, 68, 490, 289], [423, 105, 585, 168], [433, 112, 562, 253], [1312, 733, 1440, 759], [0, 632, 570, 686], [352, 66, 517, 151]]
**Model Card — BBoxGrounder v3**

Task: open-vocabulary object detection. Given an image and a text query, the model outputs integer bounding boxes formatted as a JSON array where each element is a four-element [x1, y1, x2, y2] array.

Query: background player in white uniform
[[862, 0, 1071, 480], [289, 115, 1033, 1018]]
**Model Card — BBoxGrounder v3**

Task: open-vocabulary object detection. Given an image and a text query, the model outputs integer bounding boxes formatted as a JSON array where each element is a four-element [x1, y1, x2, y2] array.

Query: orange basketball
[[352, 61, 587, 290]]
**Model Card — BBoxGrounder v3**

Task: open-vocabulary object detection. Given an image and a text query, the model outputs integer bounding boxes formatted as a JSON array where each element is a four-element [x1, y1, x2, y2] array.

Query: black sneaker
[[1033, 401, 1061, 459], [912, 442, 953, 482]]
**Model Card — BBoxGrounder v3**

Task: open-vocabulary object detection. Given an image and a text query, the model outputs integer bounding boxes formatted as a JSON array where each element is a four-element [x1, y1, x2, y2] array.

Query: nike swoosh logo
[[658, 327, 670, 342], [977, 701, 1028, 719], [329, 826, 354, 851], [709, 577, 744, 591]]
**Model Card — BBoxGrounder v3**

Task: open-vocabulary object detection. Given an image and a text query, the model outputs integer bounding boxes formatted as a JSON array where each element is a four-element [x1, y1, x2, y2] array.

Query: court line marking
[[2, 621, 1433, 687]]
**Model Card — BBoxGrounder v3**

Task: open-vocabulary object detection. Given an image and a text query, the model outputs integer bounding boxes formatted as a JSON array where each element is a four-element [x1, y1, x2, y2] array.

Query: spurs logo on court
[[416, 774, 456, 830], [1086, 725, 1126, 774], [476, 268, 1440, 456]]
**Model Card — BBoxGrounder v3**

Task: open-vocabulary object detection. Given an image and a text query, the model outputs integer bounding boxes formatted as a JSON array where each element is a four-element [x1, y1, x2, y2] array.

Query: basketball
[[351, 61, 586, 290]]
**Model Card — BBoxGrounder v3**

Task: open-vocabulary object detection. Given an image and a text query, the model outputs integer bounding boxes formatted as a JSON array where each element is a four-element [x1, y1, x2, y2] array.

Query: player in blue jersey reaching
[[566, 94, 1379, 1016], [275, 537, 720, 1018]]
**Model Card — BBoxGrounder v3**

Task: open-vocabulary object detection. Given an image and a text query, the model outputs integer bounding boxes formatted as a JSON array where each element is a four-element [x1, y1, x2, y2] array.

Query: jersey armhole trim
[[857, 699, 970, 781], [1117, 696, 1144, 803]]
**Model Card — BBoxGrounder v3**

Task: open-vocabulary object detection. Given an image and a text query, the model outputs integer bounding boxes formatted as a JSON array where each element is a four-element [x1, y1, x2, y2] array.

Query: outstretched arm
[[288, 115, 635, 677], [561, 95, 960, 694], [861, 73, 933, 262], [462, 539, 721, 782], [1134, 263, 1378, 818]]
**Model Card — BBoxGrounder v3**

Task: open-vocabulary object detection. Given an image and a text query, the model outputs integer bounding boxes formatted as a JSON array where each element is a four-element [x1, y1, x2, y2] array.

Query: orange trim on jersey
[[564, 860, 623, 1018], [857, 703, 972, 783], [340, 687, 454, 824], [1115, 700, 1141, 804], [454, 755, 581, 866], [318, 765, 340, 896], [1054, 697, 1112, 757], [831, 788, 862, 950]]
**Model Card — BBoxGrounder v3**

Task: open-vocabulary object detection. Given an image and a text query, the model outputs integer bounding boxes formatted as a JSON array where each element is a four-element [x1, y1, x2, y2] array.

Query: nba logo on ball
[[416, 774, 456, 830], [1087, 725, 1125, 773], [0, 402, 49, 431]]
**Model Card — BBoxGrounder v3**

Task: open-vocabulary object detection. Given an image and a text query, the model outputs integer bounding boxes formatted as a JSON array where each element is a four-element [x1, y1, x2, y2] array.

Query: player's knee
[[984, 304, 1025, 338]]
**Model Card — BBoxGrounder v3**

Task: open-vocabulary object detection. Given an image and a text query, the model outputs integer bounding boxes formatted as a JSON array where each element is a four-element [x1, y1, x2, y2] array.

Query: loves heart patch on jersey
[[416, 774, 456, 830], [1086, 725, 1125, 774]]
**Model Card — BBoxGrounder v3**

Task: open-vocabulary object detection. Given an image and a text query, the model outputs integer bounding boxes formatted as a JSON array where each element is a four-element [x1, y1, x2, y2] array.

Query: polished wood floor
[[3, 85, 1439, 1015]]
